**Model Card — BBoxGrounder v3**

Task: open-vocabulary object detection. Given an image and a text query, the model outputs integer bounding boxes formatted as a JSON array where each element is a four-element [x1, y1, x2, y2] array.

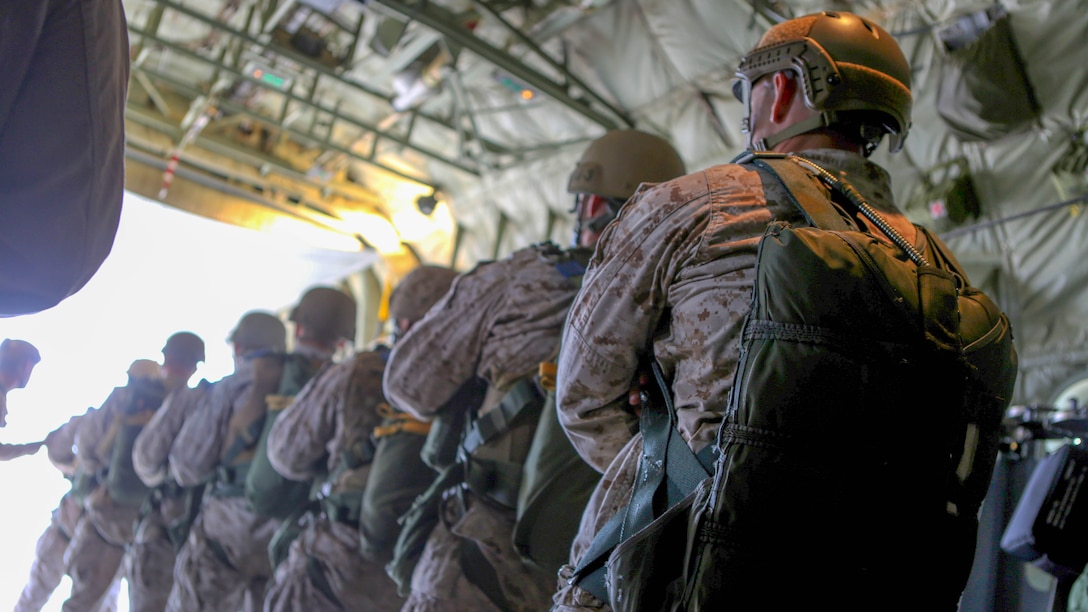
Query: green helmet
[[388, 265, 459, 324], [229, 311, 287, 353], [290, 286, 357, 343], [733, 11, 912, 153], [567, 129, 687, 200], [162, 332, 205, 364]]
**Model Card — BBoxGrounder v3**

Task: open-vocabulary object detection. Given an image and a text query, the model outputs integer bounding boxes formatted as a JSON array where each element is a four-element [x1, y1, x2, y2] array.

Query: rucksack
[[580, 153, 1018, 611], [244, 352, 328, 519], [387, 243, 595, 595], [106, 378, 168, 506]]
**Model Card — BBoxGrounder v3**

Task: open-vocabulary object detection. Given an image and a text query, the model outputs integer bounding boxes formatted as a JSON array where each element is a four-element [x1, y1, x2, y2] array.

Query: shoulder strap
[[745, 154, 856, 232], [461, 377, 544, 455], [571, 359, 714, 601]]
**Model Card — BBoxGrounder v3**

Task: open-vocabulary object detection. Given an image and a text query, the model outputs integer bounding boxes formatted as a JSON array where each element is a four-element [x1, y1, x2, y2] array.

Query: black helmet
[[733, 11, 912, 153], [290, 286, 357, 343]]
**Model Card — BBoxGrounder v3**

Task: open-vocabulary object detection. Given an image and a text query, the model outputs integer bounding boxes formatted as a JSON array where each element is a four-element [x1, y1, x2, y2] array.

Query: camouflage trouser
[[16, 495, 121, 612], [403, 488, 553, 612], [127, 511, 175, 612], [264, 516, 404, 611], [15, 513, 70, 612], [166, 496, 277, 612], [62, 516, 126, 612]]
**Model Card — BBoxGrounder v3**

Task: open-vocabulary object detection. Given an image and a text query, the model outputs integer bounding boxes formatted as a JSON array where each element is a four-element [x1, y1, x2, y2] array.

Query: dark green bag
[[245, 354, 327, 519], [419, 377, 486, 471], [167, 482, 206, 553], [668, 154, 1018, 610], [359, 423, 435, 564], [107, 380, 167, 506], [268, 499, 320, 569], [386, 463, 463, 596], [513, 389, 600, 574]]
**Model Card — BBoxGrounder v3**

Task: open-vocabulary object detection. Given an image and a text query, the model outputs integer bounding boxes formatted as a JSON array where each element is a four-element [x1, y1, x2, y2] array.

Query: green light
[[261, 72, 287, 88]]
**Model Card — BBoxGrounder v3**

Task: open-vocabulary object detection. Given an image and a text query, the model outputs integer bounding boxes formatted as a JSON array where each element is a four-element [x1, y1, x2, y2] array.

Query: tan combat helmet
[[162, 331, 206, 365], [566, 129, 686, 244], [388, 265, 459, 325], [229, 311, 287, 353], [567, 129, 687, 200], [733, 11, 912, 154], [290, 286, 357, 344]]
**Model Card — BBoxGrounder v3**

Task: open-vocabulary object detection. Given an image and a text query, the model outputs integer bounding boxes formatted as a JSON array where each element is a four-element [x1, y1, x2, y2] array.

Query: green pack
[[106, 379, 167, 506], [385, 377, 487, 596], [359, 414, 435, 564], [244, 353, 328, 519], [595, 154, 1018, 611], [386, 463, 462, 596], [513, 385, 599, 575]]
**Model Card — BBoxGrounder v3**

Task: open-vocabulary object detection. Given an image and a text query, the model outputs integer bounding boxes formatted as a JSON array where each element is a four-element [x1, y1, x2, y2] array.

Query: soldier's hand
[[628, 370, 651, 417]]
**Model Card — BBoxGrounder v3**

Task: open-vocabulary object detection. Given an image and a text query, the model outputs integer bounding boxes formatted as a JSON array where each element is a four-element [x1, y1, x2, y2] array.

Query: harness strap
[[461, 377, 542, 455], [461, 536, 514, 611], [572, 360, 714, 601], [373, 410, 433, 438]]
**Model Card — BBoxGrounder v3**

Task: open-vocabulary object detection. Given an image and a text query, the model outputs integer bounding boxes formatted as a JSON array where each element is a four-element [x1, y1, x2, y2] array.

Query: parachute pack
[[387, 243, 598, 595], [244, 352, 329, 519], [106, 378, 168, 506], [576, 153, 1018, 611]]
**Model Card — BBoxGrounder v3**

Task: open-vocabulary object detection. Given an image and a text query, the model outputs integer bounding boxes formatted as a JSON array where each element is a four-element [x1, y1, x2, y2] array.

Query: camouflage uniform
[[168, 344, 335, 612], [63, 386, 146, 612], [262, 351, 405, 611], [384, 244, 587, 611], [552, 149, 909, 609], [128, 382, 210, 612], [16, 410, 119, 612], [166, 358, 275, 612]]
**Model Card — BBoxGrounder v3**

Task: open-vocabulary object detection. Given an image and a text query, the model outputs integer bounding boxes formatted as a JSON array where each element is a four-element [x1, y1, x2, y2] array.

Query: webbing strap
[[746, 153, 854, 231], [461, 536, 513, 611], [571, 360, 714, 601], [460, 377, 542, 455]]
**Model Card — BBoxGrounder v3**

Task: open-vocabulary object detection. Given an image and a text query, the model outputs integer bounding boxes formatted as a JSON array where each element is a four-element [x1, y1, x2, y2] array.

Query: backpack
[[106, 379, 168, 506], [387, 243, 594, 594], [244, 352, 328, 519], [512, 383, 601, 574], [582, 153, 1018, 611]]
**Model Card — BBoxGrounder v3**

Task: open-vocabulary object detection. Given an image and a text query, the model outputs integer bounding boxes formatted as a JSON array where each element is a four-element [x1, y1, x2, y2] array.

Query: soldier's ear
[[770, 71, 800, 124]]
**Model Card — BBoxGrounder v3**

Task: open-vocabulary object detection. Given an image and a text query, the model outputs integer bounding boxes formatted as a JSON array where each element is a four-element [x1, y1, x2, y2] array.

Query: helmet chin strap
[[751, 112, 837, 151]]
